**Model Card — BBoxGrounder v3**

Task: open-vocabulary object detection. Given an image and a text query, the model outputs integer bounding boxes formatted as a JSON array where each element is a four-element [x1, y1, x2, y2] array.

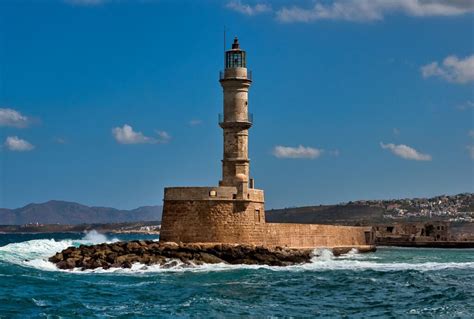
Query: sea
[[0, 231, 473, 318]]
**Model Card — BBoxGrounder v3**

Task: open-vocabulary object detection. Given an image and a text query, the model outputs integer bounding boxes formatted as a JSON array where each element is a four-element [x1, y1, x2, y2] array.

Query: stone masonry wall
[[160, 200, 266, 244], [160, 198, 373, 248], [263, 223, 373, 248]]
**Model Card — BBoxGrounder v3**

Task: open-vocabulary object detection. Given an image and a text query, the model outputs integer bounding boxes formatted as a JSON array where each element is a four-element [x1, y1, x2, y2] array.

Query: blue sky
[[0, 0, 473, 209]]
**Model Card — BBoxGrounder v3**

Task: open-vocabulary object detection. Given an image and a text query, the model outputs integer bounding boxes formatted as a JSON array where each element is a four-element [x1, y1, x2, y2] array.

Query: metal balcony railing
[[218, 113, 253, 125], [219, 70, 252, 81]]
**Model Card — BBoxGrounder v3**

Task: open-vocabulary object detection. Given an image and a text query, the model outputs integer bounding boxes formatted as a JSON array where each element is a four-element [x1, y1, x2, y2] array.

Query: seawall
[[161, 187, 375, 250]]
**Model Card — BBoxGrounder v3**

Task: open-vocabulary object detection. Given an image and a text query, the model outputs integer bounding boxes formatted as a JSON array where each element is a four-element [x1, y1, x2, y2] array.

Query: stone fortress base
[[160, 186, 375, 251]]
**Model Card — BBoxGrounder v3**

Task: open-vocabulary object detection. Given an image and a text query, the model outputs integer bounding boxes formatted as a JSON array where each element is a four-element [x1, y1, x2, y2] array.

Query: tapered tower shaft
[[219, 37, 253, 198]]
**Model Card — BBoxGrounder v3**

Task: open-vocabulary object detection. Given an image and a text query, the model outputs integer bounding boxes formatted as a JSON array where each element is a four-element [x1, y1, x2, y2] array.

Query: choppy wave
[[0, 230, 119, 271], [1, 233, 473, 274], [81, 229, 119, 244]]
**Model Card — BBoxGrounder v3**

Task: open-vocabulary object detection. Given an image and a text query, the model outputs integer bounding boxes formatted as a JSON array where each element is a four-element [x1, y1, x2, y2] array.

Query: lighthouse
[[160, 37, 266, 244], [159, 37, 375, 250], [219, 37, 253, 199]]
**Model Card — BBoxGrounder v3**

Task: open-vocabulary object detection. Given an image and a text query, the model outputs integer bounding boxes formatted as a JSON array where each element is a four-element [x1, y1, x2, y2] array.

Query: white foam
[[304, 249, 474, 272], [82, 230, 106, 244], [1, 237, 473, 274], [60, 249, 474, 274], [0, 231, 118, 271], [0, 238, 74, 264]]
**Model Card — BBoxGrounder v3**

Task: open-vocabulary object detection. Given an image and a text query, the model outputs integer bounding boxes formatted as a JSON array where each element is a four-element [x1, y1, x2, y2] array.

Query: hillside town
[[349, 193, 474, 222]]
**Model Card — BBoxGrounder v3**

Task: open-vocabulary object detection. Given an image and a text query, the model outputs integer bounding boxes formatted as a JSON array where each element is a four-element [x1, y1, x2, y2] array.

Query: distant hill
[[266, 204, 386, 226], [267, 193, 473, 226], [0, 200, 162, 225], [2, 193, 471, 226]]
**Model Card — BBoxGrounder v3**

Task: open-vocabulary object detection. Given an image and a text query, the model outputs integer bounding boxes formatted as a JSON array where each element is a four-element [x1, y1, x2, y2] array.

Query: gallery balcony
[[218, 113, 253, 129]]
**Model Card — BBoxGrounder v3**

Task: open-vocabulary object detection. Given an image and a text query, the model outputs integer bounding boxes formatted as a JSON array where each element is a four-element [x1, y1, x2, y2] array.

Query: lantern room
[[225, 37, 246, 69]]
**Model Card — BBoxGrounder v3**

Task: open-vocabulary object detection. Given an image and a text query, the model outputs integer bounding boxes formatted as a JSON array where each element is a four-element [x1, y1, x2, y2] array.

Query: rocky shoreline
[[49, 241, 318, 270]]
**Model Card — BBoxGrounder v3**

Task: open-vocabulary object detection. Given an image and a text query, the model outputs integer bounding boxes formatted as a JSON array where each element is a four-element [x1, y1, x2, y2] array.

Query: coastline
[[0, 230, 160, 235], [377, 241, 474, 249], [2, 229, 473, 248]]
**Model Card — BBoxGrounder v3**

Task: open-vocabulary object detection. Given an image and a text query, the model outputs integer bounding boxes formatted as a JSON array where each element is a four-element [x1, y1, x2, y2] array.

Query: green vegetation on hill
[[267, 193, 473, 226], [266, 204, 386, 226]]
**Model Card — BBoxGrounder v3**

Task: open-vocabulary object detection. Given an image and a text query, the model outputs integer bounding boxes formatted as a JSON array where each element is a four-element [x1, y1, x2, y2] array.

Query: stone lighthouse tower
[[160, 37, 266, 244], [219, 37, 253, 200], [159, 37, 375, 250]]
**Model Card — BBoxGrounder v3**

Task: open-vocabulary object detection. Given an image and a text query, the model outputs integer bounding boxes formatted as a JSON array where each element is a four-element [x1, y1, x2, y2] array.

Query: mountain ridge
[[2, 193, 471, 226], [0, 200, 162, 225]]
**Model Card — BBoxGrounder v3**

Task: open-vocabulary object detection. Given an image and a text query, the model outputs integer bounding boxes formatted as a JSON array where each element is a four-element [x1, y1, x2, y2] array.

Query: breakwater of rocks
[[49, 241, 316, 270]]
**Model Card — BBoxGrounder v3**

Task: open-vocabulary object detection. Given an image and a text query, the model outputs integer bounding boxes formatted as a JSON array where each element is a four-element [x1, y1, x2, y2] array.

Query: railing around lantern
[[218, 113, 253, 125], [219, 70, 252, 81]]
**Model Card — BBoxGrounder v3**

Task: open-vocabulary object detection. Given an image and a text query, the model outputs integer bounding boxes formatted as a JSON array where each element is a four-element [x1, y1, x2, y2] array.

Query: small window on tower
[[255, 209, 261, 222], [209, 190, 217, 197]]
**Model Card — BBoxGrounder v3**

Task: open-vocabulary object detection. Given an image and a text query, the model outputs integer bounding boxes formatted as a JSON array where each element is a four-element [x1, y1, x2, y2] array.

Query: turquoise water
[[0, 232, 473, 318]]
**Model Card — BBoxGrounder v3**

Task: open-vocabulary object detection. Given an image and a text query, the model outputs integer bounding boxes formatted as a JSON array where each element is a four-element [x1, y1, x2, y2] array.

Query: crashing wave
[[0, 231, 118, 271], [0, 234, 473, 274]]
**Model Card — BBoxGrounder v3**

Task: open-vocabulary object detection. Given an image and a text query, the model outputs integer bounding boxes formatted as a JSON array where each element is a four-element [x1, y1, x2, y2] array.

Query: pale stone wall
[[224, 67, 248, 80], [220, 66, 251, 188], [160, 199, 266, 244], [163, 187, 264, 203], [263, 223, 373, 248], [223, 86, 249, 123], [161, 187, 374, 249]]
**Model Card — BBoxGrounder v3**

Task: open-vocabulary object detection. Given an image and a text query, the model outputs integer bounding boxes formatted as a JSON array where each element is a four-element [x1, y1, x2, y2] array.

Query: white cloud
[[276, 0, 474, 23], [467, 146, 474, 160], [273, 145, 322, 159], [380, 142, 432, 161], [112, 124, 153, 144], [156, 130, 171, 143], [189, 119, 203, 126], [226, 1, 271, 16], [421, 55, 474, 84], [112, 124, 171, 145], [4, 136, 35, 152], [53, 137, 67, 144], [468, 130, 474, 138], [0, 108, 30, 128]]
